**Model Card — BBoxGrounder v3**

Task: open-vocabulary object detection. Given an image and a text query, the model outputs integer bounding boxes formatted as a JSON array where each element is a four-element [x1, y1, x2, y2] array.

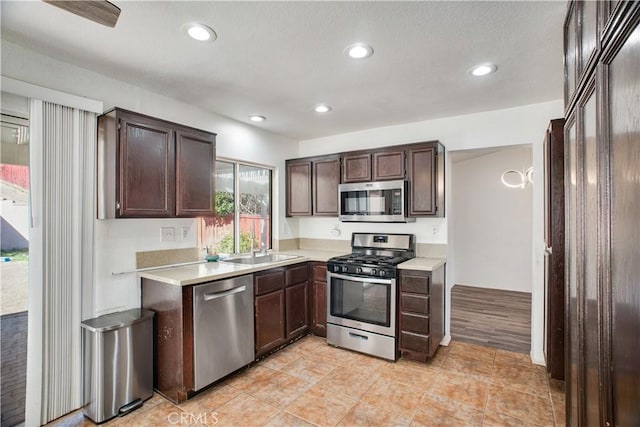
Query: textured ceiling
[[1, 1, 566, 140]]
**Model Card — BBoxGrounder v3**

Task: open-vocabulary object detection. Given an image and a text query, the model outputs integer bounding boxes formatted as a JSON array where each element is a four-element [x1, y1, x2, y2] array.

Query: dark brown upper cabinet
[[286, 155, 339, 217], [286, 160, 313, 216], [342, 153, 372, 183], [564, 0, 606, 115], [97, 108, 216, 219], [564, 2, 578, 108], [342, 149, 405, 183], [175, 129, 216, 217], [312, 156, 340, 216], [373, 149, 405, 181], [407, 142, 444, 217], [287, 141, 445, 218]]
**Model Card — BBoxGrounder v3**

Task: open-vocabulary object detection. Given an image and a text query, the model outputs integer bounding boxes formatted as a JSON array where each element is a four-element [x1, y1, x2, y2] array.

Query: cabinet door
[[580, 0, 598, 76], [310, 263, 327, 337], [119, 114, 175, 217], [580, 84, 602, 427], [285, 282, 309, 339], [313, 157, 339, 216], [373, 150, 405, 181], [255, 291, 285, 357], [286, 161, 312, 216], [544, 119, 566, 382], [310, 281, 327, 337], [175, 129, 216, 217], [605, 20, 640, 426], [564, 114, 581, 427], [407, 145, 437, 216], [565, 2, 578, 107], [342, 153, 372, 183]]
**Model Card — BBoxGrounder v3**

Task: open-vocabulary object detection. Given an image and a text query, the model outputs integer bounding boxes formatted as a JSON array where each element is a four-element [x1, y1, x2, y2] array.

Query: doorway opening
[[0, 95, 30, 427], [449, 145, 533, 353]]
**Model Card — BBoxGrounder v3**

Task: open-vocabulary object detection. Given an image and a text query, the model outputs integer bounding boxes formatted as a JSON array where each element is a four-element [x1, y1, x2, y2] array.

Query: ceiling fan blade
[[42, 0, 121, 28]]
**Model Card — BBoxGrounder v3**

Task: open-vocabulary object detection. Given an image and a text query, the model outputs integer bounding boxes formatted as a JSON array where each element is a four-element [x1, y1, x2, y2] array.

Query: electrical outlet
[[182, 227, 189, 240], [160, 227, 176, 242], [432, 225, 439, 236]]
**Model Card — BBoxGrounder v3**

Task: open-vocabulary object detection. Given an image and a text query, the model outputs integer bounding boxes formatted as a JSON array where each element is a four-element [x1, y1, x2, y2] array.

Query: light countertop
[[139, 249, 445, 286], [398, 257, 446, 271], [139, 249, 348, 287]]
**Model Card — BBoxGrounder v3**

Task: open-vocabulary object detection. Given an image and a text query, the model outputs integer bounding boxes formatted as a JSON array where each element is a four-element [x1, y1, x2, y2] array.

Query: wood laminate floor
[[451, 285, 531, 354]]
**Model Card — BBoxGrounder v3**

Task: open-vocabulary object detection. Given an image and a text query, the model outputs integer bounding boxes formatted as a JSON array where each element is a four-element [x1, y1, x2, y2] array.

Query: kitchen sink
[[220, 253, 302, 265]]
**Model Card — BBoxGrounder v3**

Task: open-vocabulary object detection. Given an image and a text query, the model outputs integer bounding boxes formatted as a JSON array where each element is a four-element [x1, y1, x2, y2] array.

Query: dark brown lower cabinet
[[141, 278, 193, 403], [255, 290, 286, 357], [255, 263, 309, 358], [284, 263, 309, 340], [285, 282, 308, 338], [398, 266, 444, 362], [309, 262, 327, 337], [254, 268, 286, 358]]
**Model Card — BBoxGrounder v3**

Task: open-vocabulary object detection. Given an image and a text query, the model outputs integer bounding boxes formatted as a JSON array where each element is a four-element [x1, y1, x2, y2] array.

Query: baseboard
[[440, 335, 452, 346], [530, 349, 546, 366]]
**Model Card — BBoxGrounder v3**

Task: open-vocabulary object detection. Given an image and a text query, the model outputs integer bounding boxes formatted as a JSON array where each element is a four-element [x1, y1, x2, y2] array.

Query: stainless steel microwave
[[339, 180, 415, 222]]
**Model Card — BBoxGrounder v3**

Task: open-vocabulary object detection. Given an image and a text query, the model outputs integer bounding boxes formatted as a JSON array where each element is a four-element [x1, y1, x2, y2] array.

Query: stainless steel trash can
[[81, 308, 154, 423]]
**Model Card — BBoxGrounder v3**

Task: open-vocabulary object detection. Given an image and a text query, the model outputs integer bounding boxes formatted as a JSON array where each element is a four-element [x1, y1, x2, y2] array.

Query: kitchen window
[[198, 159, 272, 254]]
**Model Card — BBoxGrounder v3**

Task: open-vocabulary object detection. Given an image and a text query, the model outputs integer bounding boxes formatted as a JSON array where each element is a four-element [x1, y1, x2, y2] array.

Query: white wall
[[298, 100, 563, 363], [3, 39, 562, 362], [451, 146, 533, 293], [2, 40, 298, 317]]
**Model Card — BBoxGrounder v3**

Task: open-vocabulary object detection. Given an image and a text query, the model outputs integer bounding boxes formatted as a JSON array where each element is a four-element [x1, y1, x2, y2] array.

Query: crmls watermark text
[[167, 411, 218, 425]]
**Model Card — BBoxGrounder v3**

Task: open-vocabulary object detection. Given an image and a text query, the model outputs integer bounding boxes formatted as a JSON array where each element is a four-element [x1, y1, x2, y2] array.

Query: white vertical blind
[[28, 101, 95, 424]]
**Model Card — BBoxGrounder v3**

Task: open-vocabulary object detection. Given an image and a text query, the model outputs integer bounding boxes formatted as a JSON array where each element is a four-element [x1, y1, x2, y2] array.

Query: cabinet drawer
[[255, 270, 285, 295], [401, 293, 430, 314], [313, 264, 327, 282], [400, 274, 430, 294], [401, 312, 430, 335], [286, 264, 309, 286], [401, 331, 430, 354]]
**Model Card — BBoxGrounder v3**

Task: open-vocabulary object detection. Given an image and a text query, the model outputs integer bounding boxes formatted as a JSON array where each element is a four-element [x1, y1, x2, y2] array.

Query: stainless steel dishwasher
[[192, 274, 254, 391]]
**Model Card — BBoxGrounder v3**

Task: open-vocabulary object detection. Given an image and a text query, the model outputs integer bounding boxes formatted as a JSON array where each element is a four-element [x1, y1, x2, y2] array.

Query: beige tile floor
[[50, 335, 566, 427]]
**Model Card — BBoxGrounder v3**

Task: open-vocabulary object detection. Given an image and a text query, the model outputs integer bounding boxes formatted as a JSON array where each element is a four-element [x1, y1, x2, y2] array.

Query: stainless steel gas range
[[326, 233, 415, 360]]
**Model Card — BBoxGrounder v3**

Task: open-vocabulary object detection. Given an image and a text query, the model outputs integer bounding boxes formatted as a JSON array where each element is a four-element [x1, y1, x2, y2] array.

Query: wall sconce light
[[501, 167, 533, 188]]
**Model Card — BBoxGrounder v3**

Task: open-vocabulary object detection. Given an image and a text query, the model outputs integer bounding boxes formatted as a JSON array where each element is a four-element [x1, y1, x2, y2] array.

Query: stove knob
[[342, 265, 348, 273], [371, 269, 377, 276], [356, 267, 363, 274], [379, 270, 387, 277]]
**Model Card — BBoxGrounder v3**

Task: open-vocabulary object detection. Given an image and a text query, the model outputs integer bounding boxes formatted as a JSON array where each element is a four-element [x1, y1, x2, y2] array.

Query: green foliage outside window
[[215, 191, 235, 217], [215, 231, 252, 254]]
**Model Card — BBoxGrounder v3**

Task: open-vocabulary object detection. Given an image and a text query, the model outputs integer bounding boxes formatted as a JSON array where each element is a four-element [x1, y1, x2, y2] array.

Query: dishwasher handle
[[203, 285, 247, 301]]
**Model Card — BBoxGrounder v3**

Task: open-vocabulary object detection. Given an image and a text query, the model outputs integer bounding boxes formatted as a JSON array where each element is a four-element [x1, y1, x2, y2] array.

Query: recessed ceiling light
[[468, 63, 497, 77], [344, 43, 374, 59], [249, 115, 266, 122], [314, 104, 332, 113], [183, 23, 217, 42]]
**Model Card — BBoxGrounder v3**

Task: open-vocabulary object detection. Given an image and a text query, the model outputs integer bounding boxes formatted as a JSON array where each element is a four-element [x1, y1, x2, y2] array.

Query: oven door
[[326, 272, 396, 337]]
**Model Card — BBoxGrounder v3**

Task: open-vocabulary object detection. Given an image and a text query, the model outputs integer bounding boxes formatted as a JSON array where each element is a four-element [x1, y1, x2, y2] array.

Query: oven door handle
[[328, 272, 393, 285]]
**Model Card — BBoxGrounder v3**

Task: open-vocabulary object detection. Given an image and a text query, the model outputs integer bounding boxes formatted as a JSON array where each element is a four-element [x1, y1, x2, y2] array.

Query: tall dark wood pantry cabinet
[[562, 2, 640, 425]]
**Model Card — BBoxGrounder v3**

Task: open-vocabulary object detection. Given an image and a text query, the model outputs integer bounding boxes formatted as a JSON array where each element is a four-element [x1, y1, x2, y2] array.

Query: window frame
[[213, 157, 274, 254]]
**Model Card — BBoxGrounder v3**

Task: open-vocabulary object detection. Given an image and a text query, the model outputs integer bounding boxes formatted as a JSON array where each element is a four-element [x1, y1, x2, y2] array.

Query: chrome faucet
[[250, 229, 268, 259], [249, 233, 256, 259]]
